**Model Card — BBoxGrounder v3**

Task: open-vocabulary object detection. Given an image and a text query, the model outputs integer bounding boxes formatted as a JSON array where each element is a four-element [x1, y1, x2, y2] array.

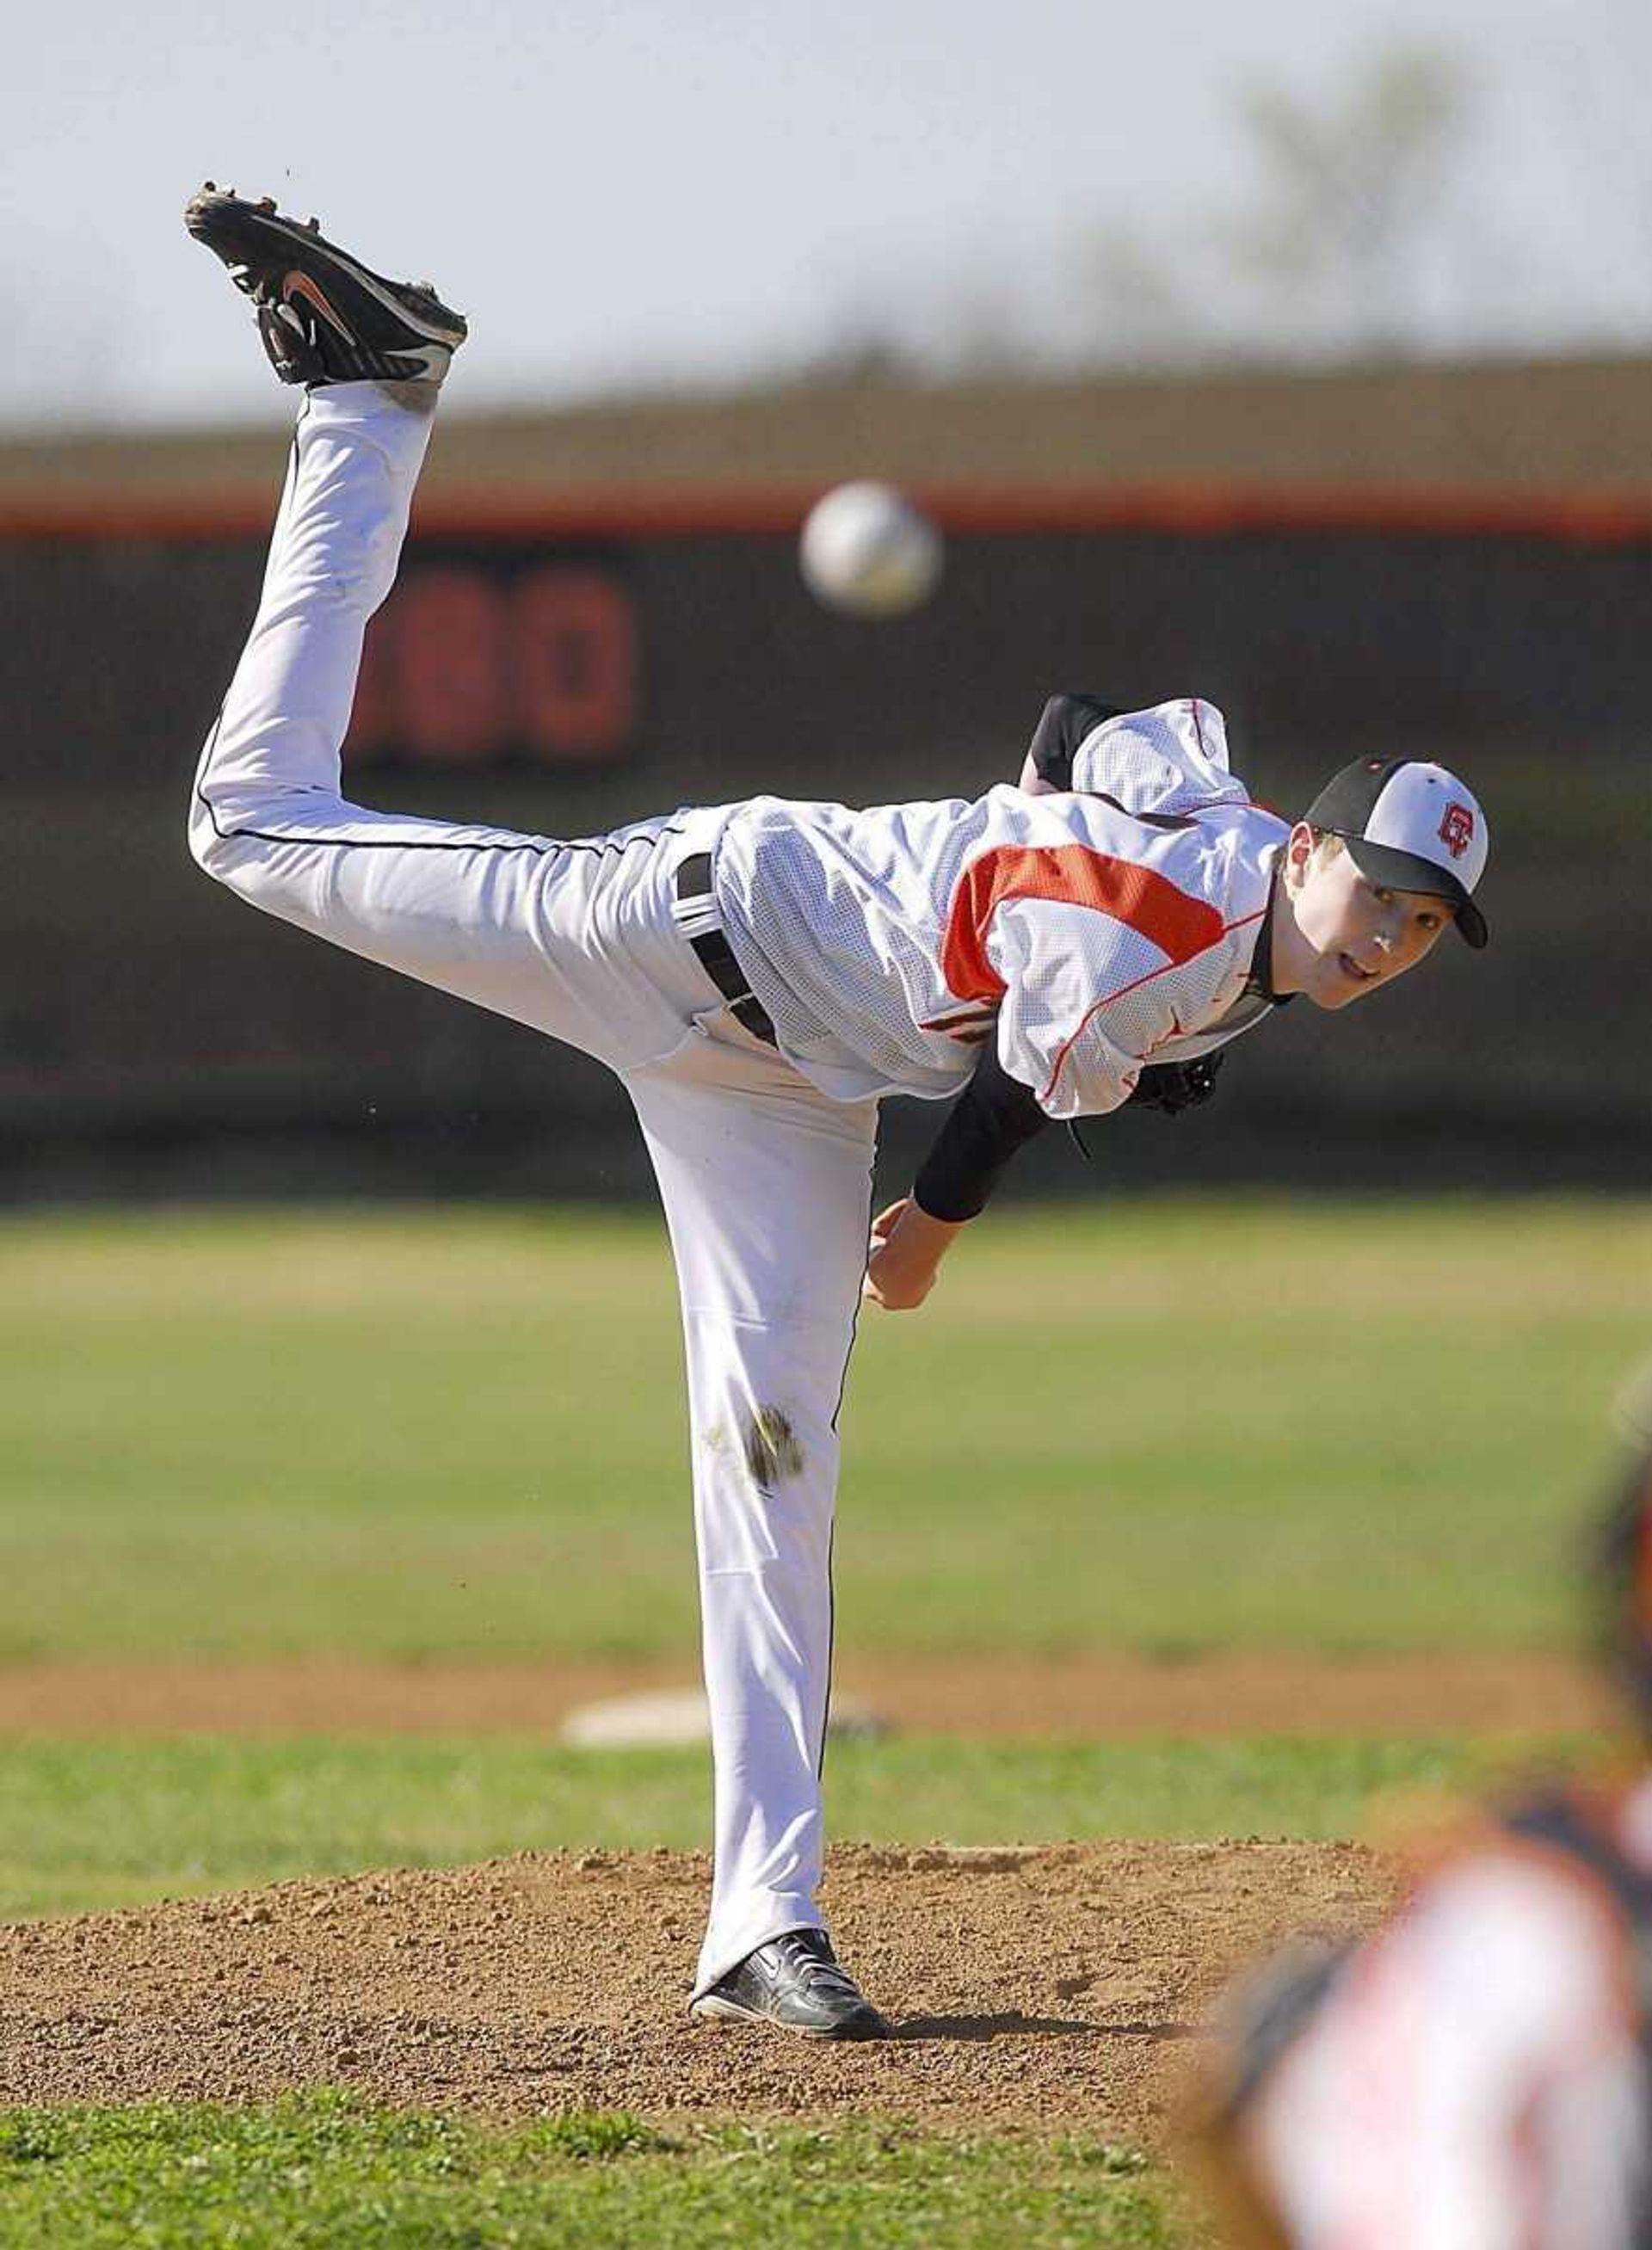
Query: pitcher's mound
[[0, 1840, 1392, 2136]]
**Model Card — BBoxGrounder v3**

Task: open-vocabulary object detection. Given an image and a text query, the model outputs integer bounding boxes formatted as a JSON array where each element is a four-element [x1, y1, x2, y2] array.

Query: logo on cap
[[1439, 803, 1475, 860]]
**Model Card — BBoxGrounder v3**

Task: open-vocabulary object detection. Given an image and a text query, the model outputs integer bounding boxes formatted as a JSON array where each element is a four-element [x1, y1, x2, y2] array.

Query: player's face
[[1281, 827, 1454, 1009]]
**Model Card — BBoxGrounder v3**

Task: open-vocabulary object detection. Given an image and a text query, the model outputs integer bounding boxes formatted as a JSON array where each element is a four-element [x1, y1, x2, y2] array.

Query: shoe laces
[[769, 1928, 863, 2000]]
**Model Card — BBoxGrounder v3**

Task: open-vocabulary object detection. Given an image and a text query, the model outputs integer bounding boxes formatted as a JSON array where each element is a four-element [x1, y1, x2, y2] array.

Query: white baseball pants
[[189, 385, 878, 1996]]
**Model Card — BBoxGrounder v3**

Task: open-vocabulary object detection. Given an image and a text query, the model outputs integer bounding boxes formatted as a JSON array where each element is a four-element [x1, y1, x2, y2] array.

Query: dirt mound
[[0, 1649, 1609, 1739], [0, 1841, 1394, 2136]]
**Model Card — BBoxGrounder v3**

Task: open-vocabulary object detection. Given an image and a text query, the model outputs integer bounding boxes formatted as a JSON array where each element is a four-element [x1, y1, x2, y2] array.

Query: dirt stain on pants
[[743, 1405, 804, 1490]]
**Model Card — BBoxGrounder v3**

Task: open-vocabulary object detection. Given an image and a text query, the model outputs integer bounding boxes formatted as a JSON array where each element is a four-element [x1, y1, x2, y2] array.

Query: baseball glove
[[1125, 1051, 1225, 1117]]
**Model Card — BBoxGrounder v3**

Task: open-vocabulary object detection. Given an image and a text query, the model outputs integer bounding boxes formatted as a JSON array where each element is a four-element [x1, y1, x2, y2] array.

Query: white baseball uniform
[[1224, 1780, 1652, 2248], [189, 383, 1296, 1994]]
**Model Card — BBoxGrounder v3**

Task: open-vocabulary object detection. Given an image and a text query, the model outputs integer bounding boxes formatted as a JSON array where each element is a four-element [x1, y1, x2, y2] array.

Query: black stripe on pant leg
[[195, 792, 687, 865], [817, 1118, 881, 1783]]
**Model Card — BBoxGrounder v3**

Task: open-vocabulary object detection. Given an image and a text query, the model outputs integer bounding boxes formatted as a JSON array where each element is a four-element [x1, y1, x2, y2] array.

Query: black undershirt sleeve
[[1023, 692, 1126, 790], [911, 1039, 1054, 1223]]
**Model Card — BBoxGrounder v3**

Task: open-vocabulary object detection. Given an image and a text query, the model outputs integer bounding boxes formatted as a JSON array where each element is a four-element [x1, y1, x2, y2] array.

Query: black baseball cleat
[[691, 1927, 888, 2040], [183, 184, 467, 388]]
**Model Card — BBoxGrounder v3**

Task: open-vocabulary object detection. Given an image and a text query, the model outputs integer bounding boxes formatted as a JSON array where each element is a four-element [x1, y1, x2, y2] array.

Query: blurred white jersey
[[712, 700, 1289, 1119], [1234, 1780, 1652, 2250]]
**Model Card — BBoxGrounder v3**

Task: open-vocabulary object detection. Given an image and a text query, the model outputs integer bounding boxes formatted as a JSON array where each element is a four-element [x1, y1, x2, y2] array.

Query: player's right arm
[[864, 851, 1203, 1307], [862, 1039, 1052, 1309], [863, 958, 1153, 1310]]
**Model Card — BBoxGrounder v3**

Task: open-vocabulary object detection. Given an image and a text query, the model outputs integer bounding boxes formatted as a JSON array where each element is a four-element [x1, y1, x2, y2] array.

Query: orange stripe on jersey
[[940, 844, 1224, 1004]]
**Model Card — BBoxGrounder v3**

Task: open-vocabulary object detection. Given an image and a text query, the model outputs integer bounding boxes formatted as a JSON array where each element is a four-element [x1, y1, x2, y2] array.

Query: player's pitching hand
[[862, 1199, 964, 1311]]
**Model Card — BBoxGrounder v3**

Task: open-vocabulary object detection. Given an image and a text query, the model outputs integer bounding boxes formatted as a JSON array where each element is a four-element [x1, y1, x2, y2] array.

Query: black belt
[[674, 853, 778, 1047]]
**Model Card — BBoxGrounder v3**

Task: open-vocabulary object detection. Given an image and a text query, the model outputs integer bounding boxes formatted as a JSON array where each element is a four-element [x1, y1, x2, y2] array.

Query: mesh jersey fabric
[[710, 700, 1288, 1119], [1068, 695, 1250, 816]]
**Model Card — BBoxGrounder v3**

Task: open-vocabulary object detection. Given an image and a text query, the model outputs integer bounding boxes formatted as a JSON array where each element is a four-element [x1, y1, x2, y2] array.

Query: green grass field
[[2, 1197, 1643, 2247], [0, 2099, 1191, 2249], [3, 1198, 1643, 1661], [2, 1734, 1532, 1921]]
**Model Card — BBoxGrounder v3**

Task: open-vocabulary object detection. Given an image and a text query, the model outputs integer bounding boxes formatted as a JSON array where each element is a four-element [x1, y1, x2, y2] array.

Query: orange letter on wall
[[395, 568, 505, 764], [512, 566, 637, 762]]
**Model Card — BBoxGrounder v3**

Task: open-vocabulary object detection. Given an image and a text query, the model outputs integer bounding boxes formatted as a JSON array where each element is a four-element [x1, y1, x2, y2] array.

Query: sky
[[4, 0, 1649, 430]]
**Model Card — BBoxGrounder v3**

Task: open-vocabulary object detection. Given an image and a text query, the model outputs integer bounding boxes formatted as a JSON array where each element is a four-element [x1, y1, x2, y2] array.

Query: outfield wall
[[5, 484, 1647, 1199]]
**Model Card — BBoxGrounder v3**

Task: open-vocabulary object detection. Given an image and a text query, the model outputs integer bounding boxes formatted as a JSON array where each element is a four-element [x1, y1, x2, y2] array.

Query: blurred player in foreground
[[182, 189, 1491, 2042], [1201, 1396, 1652, 2248]]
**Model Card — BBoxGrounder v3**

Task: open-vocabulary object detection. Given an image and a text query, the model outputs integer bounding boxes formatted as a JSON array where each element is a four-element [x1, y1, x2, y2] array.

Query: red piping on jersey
[[940, 845, 1225, 1011], [917, 1003, 1001, 1044], [1041, 904, 1267, 1106]]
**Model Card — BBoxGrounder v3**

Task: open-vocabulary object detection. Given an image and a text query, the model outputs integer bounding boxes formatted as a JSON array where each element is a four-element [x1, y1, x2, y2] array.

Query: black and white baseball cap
[[1304, 757, 1489, 948]]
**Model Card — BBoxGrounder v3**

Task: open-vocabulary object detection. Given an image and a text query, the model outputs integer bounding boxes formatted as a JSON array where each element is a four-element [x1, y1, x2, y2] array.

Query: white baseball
[[798, 481, 944, 619]]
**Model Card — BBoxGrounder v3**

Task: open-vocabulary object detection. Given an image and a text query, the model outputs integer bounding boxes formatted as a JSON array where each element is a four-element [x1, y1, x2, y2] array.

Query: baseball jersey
[[712, 699, 1288, 1119], [1223, 1779, 1652, 2249]]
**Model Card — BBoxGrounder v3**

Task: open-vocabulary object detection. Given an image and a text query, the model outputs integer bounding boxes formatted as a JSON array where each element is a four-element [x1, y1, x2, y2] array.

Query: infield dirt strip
[[0, 1842, 1394, 2134], [0, 1647, 1609, 1737]]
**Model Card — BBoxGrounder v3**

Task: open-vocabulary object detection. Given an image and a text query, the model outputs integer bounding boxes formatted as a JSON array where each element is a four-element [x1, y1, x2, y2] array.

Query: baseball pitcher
[[182, 188, 1491, 2039]]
